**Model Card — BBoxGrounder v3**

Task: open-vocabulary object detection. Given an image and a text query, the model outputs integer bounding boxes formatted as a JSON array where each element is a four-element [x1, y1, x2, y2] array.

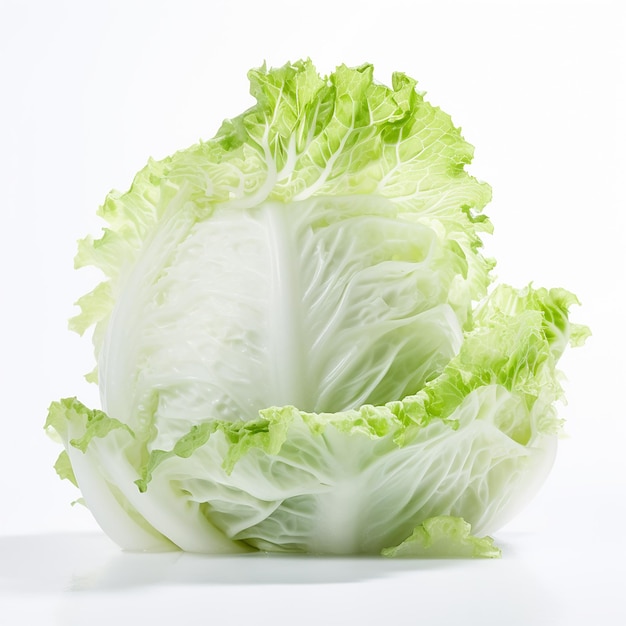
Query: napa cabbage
[[45, 60, 588, 557]]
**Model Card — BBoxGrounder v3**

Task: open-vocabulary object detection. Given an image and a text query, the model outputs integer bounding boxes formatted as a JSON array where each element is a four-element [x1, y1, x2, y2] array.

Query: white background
[[1, 0, 624, 624]]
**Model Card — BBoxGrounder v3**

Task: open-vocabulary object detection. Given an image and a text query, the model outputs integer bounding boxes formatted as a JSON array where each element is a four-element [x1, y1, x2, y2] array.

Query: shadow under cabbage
[[2, 532, 482, 591]]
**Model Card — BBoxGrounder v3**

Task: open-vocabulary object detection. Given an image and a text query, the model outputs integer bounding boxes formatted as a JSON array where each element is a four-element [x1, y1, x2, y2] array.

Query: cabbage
[[45, 60, 588, 556]]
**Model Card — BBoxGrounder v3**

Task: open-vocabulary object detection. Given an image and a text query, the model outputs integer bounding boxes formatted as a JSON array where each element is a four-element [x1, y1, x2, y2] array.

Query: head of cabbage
[[46, 60, 588, 557]]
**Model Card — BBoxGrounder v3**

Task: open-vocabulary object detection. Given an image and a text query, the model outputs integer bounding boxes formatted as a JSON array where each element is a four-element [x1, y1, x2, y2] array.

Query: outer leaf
[[46, 398, 249, 553], [381, 516, 501, 558]]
